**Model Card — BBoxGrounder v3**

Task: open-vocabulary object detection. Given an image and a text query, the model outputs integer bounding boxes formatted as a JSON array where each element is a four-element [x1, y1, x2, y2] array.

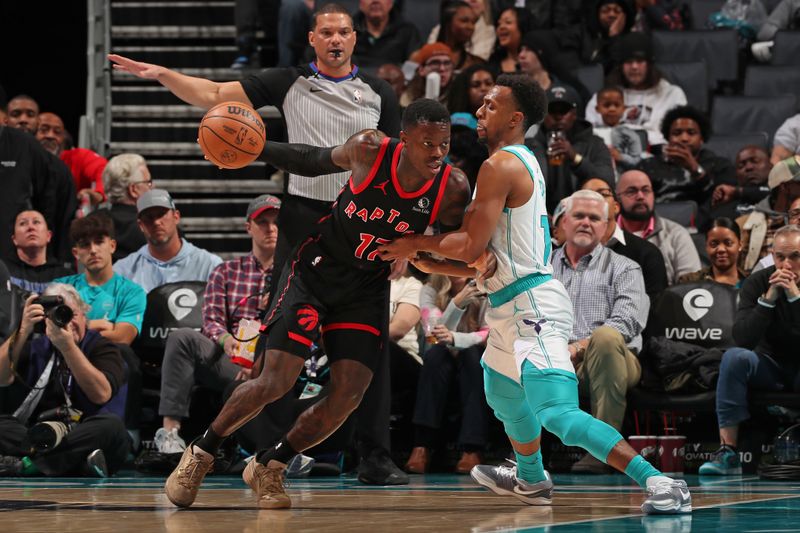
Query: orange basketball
[[198, 101, 266, 169]]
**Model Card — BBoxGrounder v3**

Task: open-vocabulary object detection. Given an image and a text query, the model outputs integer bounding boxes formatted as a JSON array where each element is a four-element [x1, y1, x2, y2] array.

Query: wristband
[[218, 333, 232, 348]]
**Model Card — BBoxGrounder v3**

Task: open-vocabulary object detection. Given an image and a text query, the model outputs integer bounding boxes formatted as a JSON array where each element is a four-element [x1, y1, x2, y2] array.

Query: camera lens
[[48, 305, 74, 328]]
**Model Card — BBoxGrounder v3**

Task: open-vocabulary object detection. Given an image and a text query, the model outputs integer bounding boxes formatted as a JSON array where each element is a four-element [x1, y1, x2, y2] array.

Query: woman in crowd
[[428, 0, 496, 61], [679, 217, 747, 288], [584, 32, 686, 146], [405, 274, 489, 475], [486, 7, 530, 74], [433, 1, 483, 72], [447, 64, 495, 116]]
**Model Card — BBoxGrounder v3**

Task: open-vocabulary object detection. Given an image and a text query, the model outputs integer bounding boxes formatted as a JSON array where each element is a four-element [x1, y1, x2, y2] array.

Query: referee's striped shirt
[[241, 62, 401, 202]]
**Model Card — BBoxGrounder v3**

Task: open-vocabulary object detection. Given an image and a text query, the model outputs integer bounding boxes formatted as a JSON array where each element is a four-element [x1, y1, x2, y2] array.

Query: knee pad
[[537, 404, 591, 448], [484, 369, 539, 443]]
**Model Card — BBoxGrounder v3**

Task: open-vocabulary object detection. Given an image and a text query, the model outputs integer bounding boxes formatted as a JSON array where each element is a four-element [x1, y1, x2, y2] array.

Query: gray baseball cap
[[246, 194, 281, 220], [137, 188, 176, 215]]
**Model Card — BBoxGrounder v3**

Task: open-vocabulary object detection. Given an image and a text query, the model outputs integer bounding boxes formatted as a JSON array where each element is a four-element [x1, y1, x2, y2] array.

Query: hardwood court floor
[[0, 473, 798, 532]]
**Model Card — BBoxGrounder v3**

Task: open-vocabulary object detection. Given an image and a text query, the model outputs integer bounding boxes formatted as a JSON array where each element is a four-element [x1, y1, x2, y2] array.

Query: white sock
[[646, 475, 673, 488]]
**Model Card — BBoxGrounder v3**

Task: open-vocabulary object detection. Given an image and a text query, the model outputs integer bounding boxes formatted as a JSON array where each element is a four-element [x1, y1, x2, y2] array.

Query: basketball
[[198, 101, 266, 169]]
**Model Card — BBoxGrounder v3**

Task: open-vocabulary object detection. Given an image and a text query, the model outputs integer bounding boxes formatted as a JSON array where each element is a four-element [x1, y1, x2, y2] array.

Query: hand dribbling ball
[[198, 102, 266, 169]]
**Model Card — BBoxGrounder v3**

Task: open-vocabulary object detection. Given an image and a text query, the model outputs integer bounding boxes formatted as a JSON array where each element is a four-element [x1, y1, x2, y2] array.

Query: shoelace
[[647, 480, 676, 496], [254, 464, 287, 498], [176, 453, 211, 490], [493, 465, 519, 490]]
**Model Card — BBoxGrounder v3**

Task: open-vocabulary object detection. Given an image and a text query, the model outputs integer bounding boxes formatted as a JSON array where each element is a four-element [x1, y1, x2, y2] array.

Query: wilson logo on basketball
[[297, 305, 319, 332]]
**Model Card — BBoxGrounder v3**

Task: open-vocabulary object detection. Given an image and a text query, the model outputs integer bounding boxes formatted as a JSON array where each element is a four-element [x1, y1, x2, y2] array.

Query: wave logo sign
[[683, 288, 713, 322], [168, 288, 198, 321]]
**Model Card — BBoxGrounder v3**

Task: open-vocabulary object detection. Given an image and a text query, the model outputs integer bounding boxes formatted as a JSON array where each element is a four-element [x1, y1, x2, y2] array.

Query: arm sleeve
[[259, 141, 344, 176], [605, 263, 649, 342], [201, 262, 229, 342]]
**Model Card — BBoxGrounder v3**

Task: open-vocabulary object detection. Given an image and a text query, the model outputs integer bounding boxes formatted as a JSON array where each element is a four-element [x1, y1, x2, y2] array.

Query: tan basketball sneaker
[[164, 445, 215, 508], [242, 458, 291, 509]]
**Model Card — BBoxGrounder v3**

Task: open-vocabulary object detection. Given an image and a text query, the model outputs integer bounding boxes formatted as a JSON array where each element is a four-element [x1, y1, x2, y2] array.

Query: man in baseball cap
[[153, 193, 280, 455], [246, 194, 282, 221], [738, 155, 800, 271], [114, 188, 222, 292], [137, 188, 176, 214], [527, 85, 615, 213]]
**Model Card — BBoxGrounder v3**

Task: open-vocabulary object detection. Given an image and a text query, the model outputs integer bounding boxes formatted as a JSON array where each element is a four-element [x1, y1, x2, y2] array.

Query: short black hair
[[311, 3, 352, 29], [597, 85, 624, 101], [70, 212, 115, 245], [401, 98, 451, 131], [661, 105, 710, 142], [495, 73, 546, 130], [709, 216, 741, 240]]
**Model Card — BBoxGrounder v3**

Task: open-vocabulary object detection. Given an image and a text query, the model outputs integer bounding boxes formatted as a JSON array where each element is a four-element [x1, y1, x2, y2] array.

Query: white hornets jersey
[[482, 144, 552, 297]]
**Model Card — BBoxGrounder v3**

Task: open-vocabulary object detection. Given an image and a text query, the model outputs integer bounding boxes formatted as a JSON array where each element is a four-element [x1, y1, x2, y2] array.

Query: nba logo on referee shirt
[[353, 89, 362, 103]]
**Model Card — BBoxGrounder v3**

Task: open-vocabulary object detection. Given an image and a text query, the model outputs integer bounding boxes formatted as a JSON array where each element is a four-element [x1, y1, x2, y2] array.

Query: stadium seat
[[688, 0, 724, 30], [656, 61, 709, 112], [133, 281, 207, 384], [655, 200, 699, 230], [571, 63, 604, 96], [704, 132, 770, 163], [744, 66, 800, 107], [652, 30, 738, 89], [772, 31, 800, 66], [647, 281, 738, 348], [711, 95, 797, 143]]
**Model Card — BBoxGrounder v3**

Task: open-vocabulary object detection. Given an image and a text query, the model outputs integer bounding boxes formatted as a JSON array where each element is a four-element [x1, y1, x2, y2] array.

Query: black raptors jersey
[[318, 137, 452, 270]]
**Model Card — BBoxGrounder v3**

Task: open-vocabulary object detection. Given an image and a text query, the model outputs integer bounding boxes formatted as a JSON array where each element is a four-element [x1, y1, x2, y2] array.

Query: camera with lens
[[27, 406, 83, 451], [32, 295, 74, 334]]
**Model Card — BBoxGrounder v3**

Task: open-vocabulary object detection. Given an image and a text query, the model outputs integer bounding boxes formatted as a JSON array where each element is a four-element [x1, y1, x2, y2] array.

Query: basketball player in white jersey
[[378, 74, 691, 515]]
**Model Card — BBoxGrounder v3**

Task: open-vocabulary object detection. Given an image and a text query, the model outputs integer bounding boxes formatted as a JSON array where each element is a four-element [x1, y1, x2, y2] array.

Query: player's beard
[[619, 203, 653, 222]]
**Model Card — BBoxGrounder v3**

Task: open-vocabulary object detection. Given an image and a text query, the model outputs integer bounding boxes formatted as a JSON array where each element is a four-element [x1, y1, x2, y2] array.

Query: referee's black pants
[[267, 192, 392, 455]]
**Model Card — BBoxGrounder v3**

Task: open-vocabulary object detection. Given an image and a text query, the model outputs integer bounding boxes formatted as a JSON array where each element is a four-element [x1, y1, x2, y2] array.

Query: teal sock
[[625, 454, 661, 488], [21, 456, 39, 476], [515, 449, 546, 484]]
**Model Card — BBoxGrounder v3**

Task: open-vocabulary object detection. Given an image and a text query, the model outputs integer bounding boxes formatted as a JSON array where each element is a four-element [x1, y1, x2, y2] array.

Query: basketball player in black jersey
[[164, 99, 470, 509]]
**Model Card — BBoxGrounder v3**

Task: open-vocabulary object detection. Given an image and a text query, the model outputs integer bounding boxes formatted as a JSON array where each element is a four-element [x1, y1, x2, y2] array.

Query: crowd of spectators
[[1, 0, 799, 478]]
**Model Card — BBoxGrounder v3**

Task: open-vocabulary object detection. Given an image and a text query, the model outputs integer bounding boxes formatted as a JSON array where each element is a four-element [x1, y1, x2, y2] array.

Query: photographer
[[0, 284, 129, 477]]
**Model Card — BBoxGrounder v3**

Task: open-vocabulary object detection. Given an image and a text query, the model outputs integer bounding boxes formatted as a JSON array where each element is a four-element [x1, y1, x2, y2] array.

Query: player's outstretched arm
[[378, 156, 512, 263], [259, 129, 386, 179], [108, 53, 249, 109]]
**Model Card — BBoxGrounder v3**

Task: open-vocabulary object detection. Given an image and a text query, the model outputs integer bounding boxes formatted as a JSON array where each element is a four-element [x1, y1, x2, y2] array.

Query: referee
[[109, 2, 406, 485]]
